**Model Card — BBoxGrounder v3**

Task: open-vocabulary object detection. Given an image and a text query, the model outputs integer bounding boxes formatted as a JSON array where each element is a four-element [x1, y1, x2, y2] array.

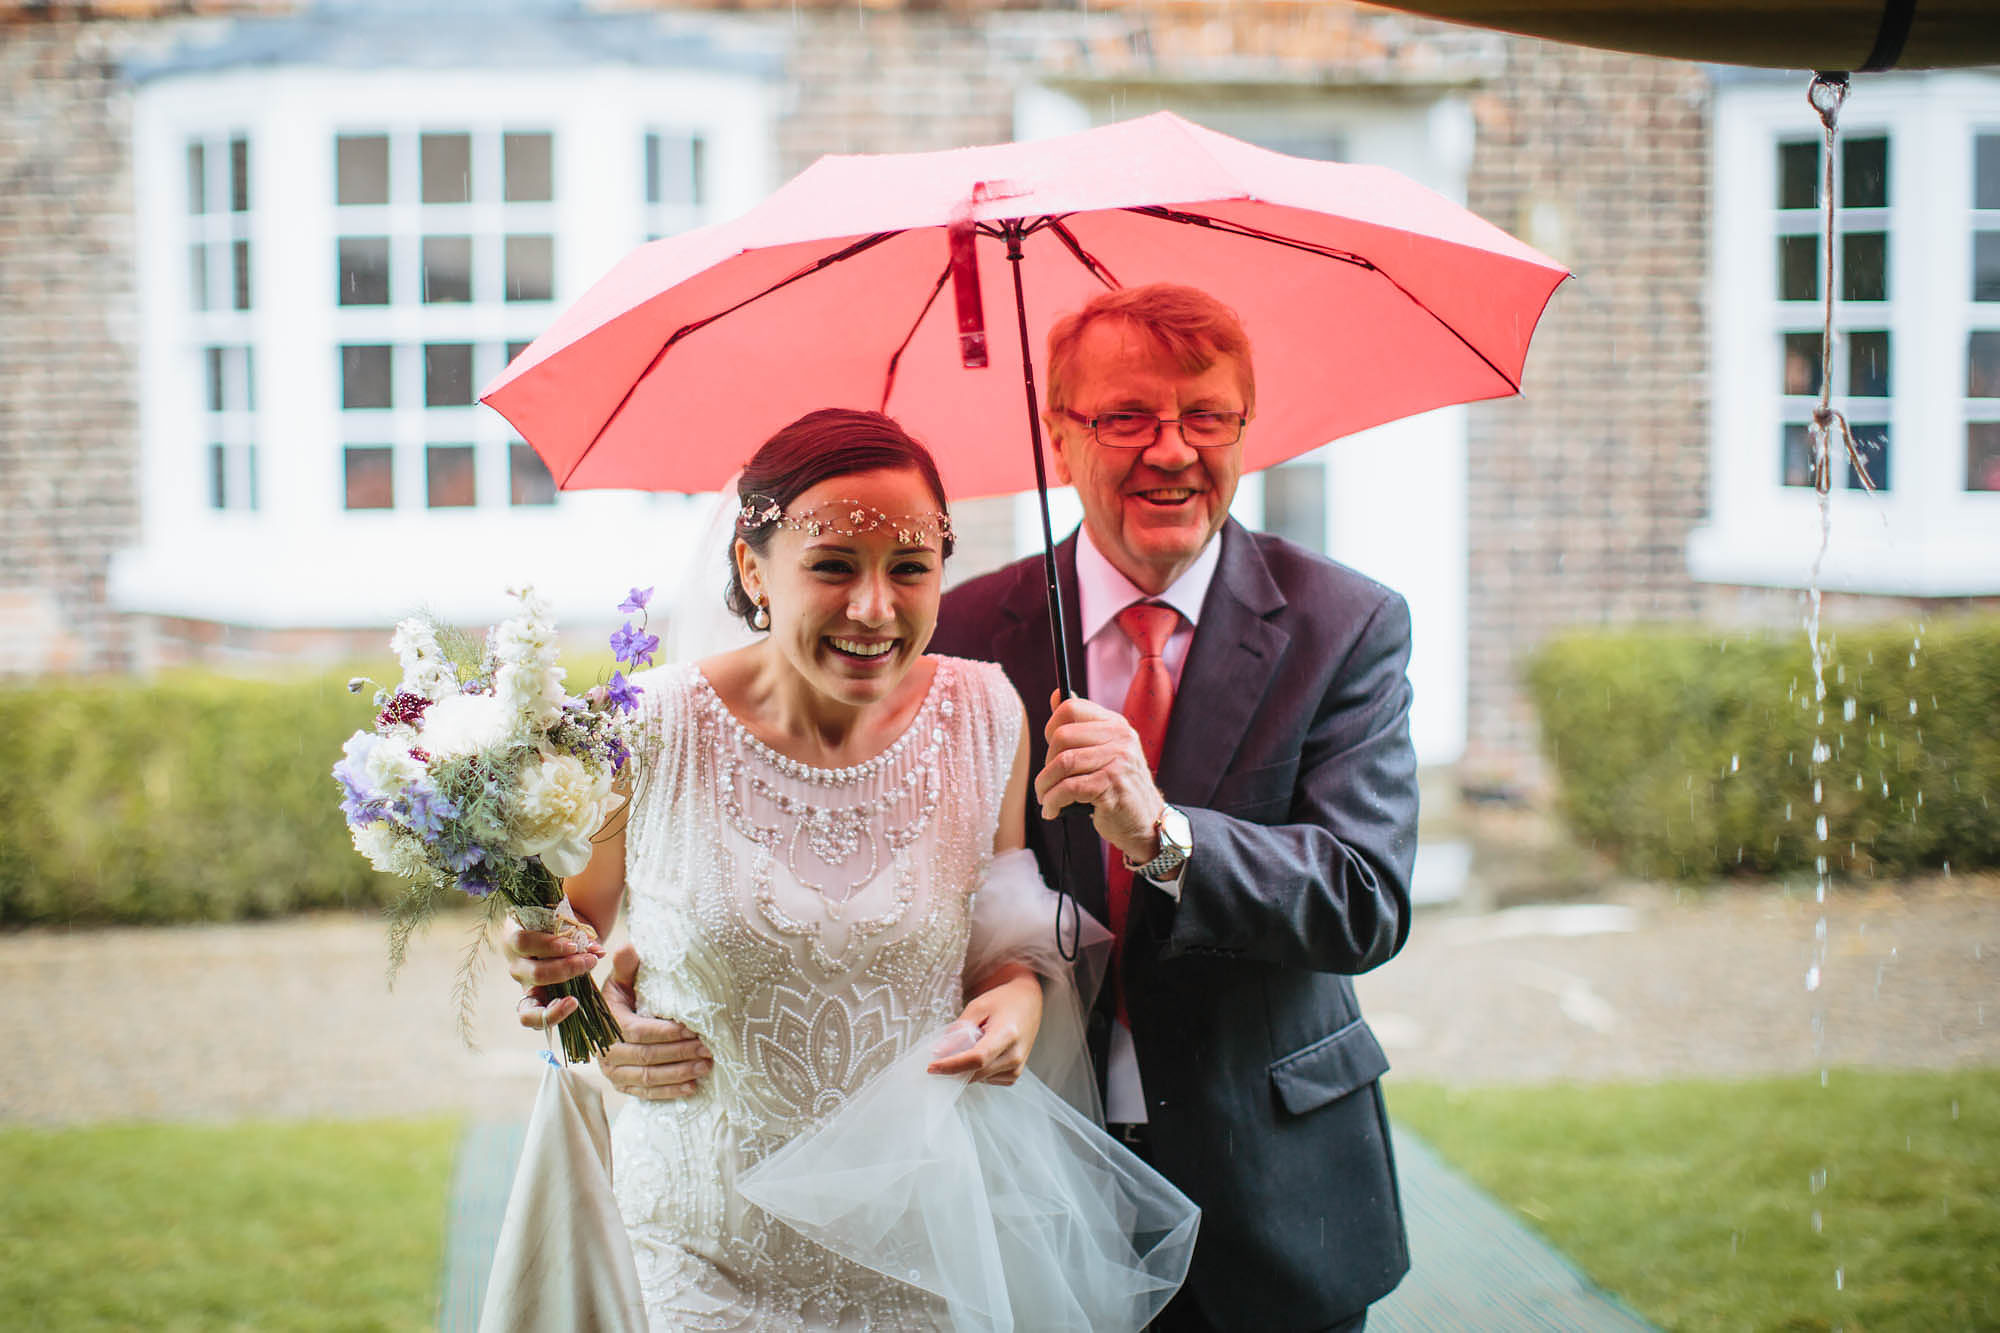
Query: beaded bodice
[[609, 656, 1022, 1331]]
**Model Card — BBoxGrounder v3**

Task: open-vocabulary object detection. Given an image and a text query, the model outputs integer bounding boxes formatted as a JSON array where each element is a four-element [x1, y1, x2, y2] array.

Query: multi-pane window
[[202, 344, 257, 510], [335, 340, 555, 511], [333, 130, 559, 511], [1968, 134, 2000, 492], [1776, 134, 1892, 491], [187, 133, 253, 313], [187, 133, 257, 510], [644, 128, 707, 240]]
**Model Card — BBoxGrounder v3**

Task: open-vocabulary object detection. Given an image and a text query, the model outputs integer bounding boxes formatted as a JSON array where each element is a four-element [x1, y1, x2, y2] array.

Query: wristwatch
[[1124, 804, 1193, 880]]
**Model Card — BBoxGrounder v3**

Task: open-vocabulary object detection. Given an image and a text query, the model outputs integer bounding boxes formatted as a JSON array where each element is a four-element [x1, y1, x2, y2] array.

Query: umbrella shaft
[[1004, 220, 1077, 702]]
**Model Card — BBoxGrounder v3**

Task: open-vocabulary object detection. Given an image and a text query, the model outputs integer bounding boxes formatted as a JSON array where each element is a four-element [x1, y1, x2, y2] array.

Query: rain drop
[[1816, 815, 1828, 841], [1805, 965, 1821, 991], [1843, 698, 1856, 722], [1836, 1268, 1844, 1291], [1909, 698, 1919, 714], [1814, 779, 1823, 804], [1811, 1210, 1822, 1234], [1730, 753, 1739, 772], [1810, 1167, 1827, 1193]]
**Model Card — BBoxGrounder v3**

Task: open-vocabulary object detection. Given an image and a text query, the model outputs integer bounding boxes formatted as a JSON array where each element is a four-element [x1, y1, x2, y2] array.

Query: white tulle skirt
[[737, 1024, 1198, 1332], [736, 849, 1200, 1332]]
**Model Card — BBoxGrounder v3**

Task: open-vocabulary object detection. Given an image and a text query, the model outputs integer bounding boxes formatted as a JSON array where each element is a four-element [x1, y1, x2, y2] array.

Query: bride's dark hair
[[725, 409, 954, 630]]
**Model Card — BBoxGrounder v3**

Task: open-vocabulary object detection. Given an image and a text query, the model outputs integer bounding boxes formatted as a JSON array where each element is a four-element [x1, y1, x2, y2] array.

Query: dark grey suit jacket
[[931, 518, 1416, 1330]]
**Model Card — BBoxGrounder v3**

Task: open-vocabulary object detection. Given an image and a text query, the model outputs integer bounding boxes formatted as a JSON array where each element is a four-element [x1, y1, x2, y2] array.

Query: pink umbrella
[[482, 110, 1567, 694]]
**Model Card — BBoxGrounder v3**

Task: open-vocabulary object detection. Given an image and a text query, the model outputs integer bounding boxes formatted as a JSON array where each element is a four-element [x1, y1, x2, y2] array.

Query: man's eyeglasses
[[1061, 408, 1248, 450]]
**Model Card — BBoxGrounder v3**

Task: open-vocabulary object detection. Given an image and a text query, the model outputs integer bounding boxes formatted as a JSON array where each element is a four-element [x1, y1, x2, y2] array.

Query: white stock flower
[[508, 750, 615, 877], [352, 822, 431, 878], [389, 617, 457, 700], [419, 691, 519, 759], [496, 660, 569, 729]]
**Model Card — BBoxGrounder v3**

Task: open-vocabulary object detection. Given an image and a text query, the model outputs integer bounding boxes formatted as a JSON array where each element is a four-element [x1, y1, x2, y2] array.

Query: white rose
[[358, 736, 428, 797], [509, 751, 616, 877], [419, 691, 519, 759]]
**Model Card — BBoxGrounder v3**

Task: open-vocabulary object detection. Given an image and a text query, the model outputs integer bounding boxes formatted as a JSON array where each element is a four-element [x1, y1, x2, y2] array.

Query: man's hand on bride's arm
[[598, 943, 713, 1101], [929, 963, 1043, 1086]]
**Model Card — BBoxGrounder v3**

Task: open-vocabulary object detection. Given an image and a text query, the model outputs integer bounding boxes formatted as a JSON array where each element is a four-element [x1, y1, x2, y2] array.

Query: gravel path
[[4, 875, 1994, 1127]]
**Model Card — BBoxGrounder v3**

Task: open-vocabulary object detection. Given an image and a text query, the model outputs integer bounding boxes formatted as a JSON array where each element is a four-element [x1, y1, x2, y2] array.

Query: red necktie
[[1107, 601, 1180, 1023]]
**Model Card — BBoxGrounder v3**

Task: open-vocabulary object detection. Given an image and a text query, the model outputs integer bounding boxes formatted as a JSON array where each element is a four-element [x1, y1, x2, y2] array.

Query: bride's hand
[[502, 901, 606, 1030], [928, 964, 1043, 1086]]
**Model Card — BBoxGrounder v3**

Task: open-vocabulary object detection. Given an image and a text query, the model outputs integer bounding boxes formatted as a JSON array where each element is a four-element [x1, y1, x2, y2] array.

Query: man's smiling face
[[1048, 318, 1247, 595]]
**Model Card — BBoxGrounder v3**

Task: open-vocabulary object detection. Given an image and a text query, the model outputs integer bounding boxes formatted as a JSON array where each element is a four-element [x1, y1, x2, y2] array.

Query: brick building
[[4, 0, 1997, 792]]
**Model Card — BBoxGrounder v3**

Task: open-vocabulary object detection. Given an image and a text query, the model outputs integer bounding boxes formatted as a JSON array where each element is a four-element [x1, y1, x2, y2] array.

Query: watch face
[[1161, 806, 1192, 855]]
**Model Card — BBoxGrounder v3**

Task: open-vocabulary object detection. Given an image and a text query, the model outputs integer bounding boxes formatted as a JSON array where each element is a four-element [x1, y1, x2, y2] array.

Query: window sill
[[1687, 519, 2000, 597]]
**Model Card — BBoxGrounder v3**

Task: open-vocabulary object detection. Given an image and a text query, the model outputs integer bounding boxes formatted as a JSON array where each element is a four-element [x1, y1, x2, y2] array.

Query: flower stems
[[509, 860, 622, 1065], [546, 971, 623, 1064]]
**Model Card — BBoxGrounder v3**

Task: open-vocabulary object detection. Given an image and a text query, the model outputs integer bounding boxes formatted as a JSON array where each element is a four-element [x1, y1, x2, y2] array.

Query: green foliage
[[0, 1116, 460, 1331], [1391, 1068, 2000, 1332], [1525, 619, 2000, 880], [0, 668, 401, 925]]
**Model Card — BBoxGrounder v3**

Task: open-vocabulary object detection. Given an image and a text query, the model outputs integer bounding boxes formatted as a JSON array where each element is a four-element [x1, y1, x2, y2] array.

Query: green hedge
[[0, 669, 400, 925], [1525, 617, 2000, 881]]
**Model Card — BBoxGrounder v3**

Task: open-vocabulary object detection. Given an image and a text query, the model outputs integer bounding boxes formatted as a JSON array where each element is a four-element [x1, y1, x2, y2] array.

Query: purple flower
[[332, 754, 388, 827], [443, 843, 487, 874], [460, 872, 495, 898], [602, 671, 642, 714], [609, 621, 660, 669], [607, 733, 631, 775], [617, 586, 655, 615], [398, 785, 461, 840]]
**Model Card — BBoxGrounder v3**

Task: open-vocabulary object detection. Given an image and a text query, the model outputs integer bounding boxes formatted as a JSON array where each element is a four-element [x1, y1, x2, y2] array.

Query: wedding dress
[[613, 654, 1191, 1331]]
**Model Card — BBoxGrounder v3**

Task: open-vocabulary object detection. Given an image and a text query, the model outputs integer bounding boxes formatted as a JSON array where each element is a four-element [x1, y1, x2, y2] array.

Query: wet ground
[[5, 866, 1993, 1127]]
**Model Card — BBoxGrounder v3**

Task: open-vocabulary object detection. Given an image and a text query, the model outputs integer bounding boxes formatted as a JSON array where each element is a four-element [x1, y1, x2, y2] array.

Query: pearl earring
[[751, 600, 770, 630]]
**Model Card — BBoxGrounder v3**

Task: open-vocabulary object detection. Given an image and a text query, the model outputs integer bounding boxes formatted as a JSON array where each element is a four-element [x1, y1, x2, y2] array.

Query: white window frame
[[116, 65, 775, 629], [1691, 71, 2000, 597]]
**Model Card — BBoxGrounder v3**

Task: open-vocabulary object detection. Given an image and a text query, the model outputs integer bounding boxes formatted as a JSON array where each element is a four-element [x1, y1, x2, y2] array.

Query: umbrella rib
[[881, 260, 952, 412], [1122, 204, 1522, 394], [1043, 216, 1121, 290], [562, 229, 904, 485]]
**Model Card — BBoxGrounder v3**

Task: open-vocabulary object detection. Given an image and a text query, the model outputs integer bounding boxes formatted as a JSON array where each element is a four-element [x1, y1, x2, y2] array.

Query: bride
[[513, 408, 1194, 1330]]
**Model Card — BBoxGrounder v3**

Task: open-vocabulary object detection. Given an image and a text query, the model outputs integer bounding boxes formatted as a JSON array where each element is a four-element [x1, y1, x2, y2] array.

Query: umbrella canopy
[[481, 111, 1567, 501]]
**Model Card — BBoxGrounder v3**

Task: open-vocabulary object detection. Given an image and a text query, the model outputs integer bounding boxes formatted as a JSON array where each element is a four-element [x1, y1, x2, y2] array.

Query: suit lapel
[[1158, 520, 1289, 810]]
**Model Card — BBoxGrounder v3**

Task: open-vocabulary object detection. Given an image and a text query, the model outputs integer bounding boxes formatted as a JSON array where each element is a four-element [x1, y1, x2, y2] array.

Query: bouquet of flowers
[[333, 585, 659, 1063]]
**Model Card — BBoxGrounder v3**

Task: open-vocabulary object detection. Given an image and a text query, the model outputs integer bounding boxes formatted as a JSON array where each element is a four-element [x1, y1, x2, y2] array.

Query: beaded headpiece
[[737, 494, 954, 548]]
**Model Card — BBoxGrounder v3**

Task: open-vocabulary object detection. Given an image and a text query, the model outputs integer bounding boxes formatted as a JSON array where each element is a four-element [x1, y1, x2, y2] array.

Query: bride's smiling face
[[736, 467, 946, 710]]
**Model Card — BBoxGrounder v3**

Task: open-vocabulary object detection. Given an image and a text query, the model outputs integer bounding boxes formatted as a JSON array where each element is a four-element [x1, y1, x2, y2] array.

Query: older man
[[511, 283, 1417, 1331], [929, 283, 1415, 1331]]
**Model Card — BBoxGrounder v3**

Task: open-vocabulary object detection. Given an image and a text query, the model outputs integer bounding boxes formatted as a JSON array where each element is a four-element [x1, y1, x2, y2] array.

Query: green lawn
[[1391, 1068, 2000, 1332], [0, 1117, 461, 1331]]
